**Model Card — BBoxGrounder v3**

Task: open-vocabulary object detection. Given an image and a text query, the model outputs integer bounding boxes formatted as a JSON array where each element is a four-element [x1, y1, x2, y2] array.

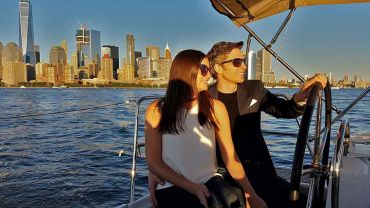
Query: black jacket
[[209, 80, 304, 176]]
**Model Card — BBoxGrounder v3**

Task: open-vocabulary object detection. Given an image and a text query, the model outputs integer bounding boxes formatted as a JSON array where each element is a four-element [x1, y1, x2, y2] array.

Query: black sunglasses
[[220, 58, 246, 67], [200, 64, 215, 77]]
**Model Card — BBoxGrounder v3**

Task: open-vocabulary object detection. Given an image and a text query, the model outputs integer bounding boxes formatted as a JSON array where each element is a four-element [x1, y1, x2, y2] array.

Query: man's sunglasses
[[200, 64, 216, 77], [220, 58, 246, 67]]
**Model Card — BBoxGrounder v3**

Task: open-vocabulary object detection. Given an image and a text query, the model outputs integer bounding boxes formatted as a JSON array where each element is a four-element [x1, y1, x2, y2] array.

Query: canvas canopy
[[210, 0, 370, 26]]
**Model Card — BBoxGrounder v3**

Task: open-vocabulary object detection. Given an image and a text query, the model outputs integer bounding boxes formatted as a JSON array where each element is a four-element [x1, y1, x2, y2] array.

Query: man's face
[[217, 48, 246, 84]]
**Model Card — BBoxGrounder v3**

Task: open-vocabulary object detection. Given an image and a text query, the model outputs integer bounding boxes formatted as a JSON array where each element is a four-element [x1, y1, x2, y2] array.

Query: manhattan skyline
[[0, 0, 370, 80]]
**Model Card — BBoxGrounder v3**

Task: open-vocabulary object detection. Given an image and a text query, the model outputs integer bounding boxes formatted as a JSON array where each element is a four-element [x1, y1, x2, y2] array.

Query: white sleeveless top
[[157, 103, 220, 190]]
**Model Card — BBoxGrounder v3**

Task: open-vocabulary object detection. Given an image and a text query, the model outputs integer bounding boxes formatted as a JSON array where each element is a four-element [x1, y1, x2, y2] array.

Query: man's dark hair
[[207, 41, 243, 68]]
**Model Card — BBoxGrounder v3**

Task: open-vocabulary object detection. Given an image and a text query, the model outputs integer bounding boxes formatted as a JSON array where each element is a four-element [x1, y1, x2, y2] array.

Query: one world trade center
[[19, 0, 36, 65]]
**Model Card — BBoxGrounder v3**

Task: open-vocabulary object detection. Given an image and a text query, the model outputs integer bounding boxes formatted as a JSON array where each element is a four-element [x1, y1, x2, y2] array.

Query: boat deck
[[120, 168, 312, 208]]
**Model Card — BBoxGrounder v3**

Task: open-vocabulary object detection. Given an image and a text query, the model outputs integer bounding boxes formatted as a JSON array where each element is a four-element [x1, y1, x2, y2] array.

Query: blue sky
[[0, 0, 369, 80]]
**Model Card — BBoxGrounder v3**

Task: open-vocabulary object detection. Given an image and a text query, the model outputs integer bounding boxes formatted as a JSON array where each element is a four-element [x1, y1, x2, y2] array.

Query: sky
[[0, 0, 370, 81]]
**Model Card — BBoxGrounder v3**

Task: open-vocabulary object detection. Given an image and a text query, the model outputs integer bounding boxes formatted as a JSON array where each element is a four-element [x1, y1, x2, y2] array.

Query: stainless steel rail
[[129, 96, 162, 203], [317, 86, 369, 136], [331, 119, 349, 208], [329, 86, 369, 127]]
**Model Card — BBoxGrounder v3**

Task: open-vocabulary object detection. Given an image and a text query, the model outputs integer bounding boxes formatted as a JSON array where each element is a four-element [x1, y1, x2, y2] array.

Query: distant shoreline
[[0, 86, 367, 90], [0, 86, 167, 89]]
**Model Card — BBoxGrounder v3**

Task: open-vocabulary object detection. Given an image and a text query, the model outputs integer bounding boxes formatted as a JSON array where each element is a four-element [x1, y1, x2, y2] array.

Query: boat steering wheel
[[289, 82, 332, 208]]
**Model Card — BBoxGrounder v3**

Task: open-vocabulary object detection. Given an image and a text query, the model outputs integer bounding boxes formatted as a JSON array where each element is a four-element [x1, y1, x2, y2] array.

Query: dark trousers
[[222, 163, 307, 208], [156, 186, 204, 208], [155, 176, 245, 208]]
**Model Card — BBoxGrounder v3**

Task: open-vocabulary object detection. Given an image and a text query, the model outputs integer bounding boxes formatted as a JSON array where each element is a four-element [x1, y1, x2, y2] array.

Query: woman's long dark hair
[[158, 49, 216, 134]]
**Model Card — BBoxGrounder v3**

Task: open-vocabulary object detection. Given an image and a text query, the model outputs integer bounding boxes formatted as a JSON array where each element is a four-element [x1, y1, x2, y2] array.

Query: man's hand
[[148, 172, 165, 207], [293, 73, 328, 106]]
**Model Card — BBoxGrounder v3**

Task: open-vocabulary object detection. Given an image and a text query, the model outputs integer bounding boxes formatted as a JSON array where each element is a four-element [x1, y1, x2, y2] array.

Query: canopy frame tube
[[268, 8, 296, 48], [245, 34, 252, 67]]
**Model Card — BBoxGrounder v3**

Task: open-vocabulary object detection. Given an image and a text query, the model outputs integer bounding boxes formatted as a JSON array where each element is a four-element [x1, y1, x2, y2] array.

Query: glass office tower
[[75, 27, 101, 68], [19, 0, 36, 65]]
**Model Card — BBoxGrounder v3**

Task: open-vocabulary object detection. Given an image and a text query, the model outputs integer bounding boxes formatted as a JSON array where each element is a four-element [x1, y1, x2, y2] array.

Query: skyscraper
[[34, 45, 40, 63], [19, 0, 36, 65], [134, 51, 142, 76], [126, 34, 135, 67], [137, 57, 151, 78], [102, 45, 119, 79], [90, 30, 101, 67], [256, 48, 276, 84], [247, 51, 257, 80], [99, 54, 113, 82], [0, 42, 3, 80], [2, 42, 26, 85], [71, 52, 78, 76], [76, 25, 89, 67], [49, 46, 67, 65], [2, 42, 23, 62], [35, 62, 48, 82], [75, 26, 100, 68], [64, 64, 74, 83], [165, 42, 172, 60], [158, 57, 171, 81], [61, 40, 68, 60], [146, 45, 160, 60], [49, 46, 67, 84], [146, 45, 160, 77]]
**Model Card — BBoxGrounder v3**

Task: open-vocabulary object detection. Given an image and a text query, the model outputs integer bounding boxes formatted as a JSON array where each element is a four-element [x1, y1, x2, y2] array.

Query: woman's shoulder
[[145, 99, 162, 122], [211, 98, 228, 117], [212, 98, 226, 110]]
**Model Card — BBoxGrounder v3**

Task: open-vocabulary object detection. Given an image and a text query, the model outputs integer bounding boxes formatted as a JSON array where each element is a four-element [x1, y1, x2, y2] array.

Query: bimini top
[[210, 0, 370, 26]]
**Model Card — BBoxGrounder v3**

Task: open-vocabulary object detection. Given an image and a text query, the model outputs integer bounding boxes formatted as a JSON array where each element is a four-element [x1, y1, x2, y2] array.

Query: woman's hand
[[246, 193, 268, 208], [189, 183, 211, 208], [244, 193, 251, 208], [148, 172, 166, 207]]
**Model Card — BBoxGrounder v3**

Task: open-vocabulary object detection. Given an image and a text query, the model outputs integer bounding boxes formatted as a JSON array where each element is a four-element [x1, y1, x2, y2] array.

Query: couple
[[145, 41, 327, 208]]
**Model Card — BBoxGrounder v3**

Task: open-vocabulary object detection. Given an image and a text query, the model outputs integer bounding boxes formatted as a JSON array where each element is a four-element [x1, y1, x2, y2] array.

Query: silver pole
[[269, 8, 296, 47], [129, 100, 140, 203], [331, 119, 349, 208], [318, 85, 369, 135], [246, 34, 252, 54], [129, 96, 163, 203], [330, 86, 369, 126]]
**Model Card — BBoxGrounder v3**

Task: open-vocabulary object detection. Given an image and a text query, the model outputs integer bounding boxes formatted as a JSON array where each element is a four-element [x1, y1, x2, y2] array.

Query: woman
[[145, 49, 266, 208]]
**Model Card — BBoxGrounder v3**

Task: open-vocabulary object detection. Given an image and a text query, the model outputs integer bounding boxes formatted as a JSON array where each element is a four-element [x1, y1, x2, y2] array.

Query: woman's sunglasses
[[200, 64, 215, 77], [220, 58, 246, 68]]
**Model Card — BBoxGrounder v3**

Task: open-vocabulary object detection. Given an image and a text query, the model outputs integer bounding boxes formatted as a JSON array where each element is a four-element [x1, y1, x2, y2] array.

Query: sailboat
[[120, 1, 370, 207]]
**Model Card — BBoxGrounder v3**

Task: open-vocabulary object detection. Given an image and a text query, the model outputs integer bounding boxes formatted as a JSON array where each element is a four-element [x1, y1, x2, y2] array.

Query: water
[[0, 88, 369, 207]]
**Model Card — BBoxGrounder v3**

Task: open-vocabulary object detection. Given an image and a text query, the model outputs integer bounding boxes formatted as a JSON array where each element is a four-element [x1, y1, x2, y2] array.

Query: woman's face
[[196, 57, 212, 93]]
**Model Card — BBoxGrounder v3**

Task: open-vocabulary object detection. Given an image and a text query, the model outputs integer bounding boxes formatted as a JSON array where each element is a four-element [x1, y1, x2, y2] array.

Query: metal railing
[[330, 119, 350, 208], [129, 96, 162, 203]]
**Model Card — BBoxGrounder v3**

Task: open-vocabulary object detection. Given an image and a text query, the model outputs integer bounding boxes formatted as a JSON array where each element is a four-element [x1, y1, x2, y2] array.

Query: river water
[[0, 88, 368, 207]]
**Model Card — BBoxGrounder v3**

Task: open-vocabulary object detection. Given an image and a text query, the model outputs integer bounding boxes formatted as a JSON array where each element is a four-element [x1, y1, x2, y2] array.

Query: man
[[206, 41, 326, 208], [149, 41, 327, 208]]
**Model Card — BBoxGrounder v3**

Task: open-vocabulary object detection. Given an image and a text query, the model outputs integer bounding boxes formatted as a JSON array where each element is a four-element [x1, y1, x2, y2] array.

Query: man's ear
[[214, 64, 223, 74]]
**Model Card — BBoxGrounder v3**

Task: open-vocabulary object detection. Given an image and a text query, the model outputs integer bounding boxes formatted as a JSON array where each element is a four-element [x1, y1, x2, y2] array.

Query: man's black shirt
[[209, 80, 304, 176], [209, 80, 305, 208]]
